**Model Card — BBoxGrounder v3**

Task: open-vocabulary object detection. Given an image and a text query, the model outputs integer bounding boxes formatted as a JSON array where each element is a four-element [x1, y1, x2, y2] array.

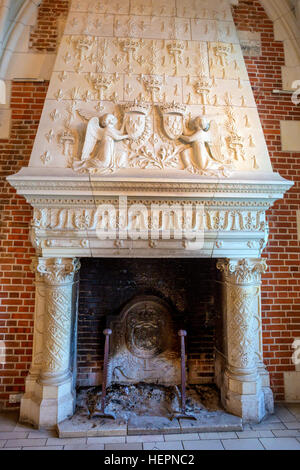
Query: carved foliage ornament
[[216, 258, 268, 284], [32, 257, 81, 285]]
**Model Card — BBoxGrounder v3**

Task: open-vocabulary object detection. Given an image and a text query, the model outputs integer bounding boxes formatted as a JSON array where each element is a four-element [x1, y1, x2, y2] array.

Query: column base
[[221, 370, 273, 422], [20, 374, 75, 429]]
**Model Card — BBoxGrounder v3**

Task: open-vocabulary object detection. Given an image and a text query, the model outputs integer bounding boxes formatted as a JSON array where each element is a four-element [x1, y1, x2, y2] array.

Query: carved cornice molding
[[32, 257, 81, 285], [8, 177, 293, 199], [216, 258, 268, 285]]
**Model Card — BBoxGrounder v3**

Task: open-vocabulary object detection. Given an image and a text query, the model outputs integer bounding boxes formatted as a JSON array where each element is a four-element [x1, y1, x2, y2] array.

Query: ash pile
[[77, 383, 221, 421]]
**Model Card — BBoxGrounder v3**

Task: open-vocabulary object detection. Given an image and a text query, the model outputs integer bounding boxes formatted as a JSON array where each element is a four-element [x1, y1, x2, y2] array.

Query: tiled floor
[[0, 404, 299, 450]]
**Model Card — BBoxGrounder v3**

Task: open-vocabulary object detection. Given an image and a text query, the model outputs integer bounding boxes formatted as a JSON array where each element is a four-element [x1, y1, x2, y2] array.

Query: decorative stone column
[[216, 258, 273, 422], [19, 257, 80, 428], [20, 259, 46, 425]]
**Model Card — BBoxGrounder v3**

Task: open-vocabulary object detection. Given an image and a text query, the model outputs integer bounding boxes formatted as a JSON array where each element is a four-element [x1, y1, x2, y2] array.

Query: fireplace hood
[[7, 0, 293, 259]]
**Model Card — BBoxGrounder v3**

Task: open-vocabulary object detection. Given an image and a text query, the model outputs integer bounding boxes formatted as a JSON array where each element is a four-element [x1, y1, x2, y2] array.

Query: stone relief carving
[[35, 257, 81, 285], [74, 112, 130, 174], [29, 0, 270, 175], [179, 115, 232, 176], [31, 205, 267, 234], [58, 129, 76, 161], [228, 285, 257, 370], [70, 100, 240, 176], [43, 286, 72, 373], [216, 258, 268, 285], [31, 26, 265, 174]]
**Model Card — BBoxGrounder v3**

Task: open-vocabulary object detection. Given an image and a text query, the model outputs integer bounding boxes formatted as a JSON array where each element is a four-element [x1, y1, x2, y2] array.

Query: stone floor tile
[[14, 423, 35, 431], [0, 412, 19, 426], [143, 441, 183, 450], [27, 430, 56, 439], [46, 437, 86, 446], [87, 436, 126, 444], [242, 424, 252, 430], [283, 422, 300, 430], [23, 446, 64, 451], [105, 443, 143, 450], [199, 432, 237, 440], [260, 437, 300, 450], [164, 433, 199, 441], [222, 439, 264, 450], [250, 422, 286, 431], [0, 432, 28, 440], [64, 444, 105, 450], [285, 404, 300, 421], [0, 426, 17, 432], [126, 434, 164, 443], [237, 431, 273, 439], [260, 414, 282, 424], [5, 438, 47, 448], [0, 440, 6, 448], [272, 429, 300, 438], [274, 405, 298, 422], [183, 439, 224, 450]]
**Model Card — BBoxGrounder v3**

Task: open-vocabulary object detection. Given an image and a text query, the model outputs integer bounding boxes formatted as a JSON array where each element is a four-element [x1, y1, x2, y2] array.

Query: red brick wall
[[232, 0, 300, 400], [0, 0, 299, 409], [29, 0, 69, 52], [0, 81, 49, 409]]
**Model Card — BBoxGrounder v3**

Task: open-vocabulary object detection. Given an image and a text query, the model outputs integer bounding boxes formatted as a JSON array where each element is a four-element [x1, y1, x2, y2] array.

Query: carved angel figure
[[180, 116, 231, 175], [74, 113, 129, 174]]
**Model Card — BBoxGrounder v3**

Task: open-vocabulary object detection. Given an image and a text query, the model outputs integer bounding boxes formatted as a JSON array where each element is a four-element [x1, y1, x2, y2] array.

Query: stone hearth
[[7, 0, 293, 429], [58, 383, 243, 438]]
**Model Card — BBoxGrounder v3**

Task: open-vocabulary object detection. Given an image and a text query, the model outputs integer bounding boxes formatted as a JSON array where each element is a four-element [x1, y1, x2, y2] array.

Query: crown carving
[[167, 41, 185, 53], [214, 44, 231, 56], [121, 38, 141, 52], [160, 101, 187, 116], [73, 36, 93, 51], [194, 75, 212, 93], [123, 98, 151, 115], [90, 74, 113, 90]]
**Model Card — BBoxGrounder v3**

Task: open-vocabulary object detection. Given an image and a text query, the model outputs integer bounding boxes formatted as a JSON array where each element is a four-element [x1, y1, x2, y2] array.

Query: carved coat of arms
[[160, 102, 187, 141], [123, 100, 151, 141]]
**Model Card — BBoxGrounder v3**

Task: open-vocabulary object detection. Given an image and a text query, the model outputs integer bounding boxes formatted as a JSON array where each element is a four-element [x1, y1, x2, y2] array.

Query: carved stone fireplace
[[7, 0, 293, 428]]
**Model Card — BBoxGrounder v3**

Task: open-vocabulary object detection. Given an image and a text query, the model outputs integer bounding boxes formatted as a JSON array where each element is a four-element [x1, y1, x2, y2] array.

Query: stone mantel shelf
[[8, 168, 293, 201]]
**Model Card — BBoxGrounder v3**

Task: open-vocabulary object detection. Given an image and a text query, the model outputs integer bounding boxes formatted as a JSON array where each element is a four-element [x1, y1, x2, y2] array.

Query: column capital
[[31, 257, 81, 285], [216, 258, 267, 285]]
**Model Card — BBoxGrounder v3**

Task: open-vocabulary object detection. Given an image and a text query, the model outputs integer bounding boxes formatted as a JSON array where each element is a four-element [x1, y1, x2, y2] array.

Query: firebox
[[77, 258, 216, 389]]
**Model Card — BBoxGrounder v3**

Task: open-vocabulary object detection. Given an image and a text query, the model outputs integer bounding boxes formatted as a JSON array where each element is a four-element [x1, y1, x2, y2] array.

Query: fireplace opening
[[75, 258, 223, 421]]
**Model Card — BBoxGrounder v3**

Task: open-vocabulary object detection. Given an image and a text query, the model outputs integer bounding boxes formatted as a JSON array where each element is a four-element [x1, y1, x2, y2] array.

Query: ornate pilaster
[[19, 257, 80, 428], [19, 260, 46, 425], [37, 258, 80, 386], [216, 258, 273, 422]]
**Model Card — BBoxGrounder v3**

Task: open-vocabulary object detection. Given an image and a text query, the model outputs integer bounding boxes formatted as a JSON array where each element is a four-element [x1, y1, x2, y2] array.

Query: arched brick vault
[[0, 0, 299, 409]]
